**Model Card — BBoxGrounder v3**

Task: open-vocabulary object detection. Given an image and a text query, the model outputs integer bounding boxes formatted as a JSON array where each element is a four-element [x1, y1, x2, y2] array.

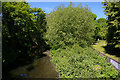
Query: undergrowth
[[50, 44, 119, 78]]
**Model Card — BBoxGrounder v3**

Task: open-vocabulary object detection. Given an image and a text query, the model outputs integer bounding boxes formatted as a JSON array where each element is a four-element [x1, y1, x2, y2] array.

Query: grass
[[92, 40, 120, 62]]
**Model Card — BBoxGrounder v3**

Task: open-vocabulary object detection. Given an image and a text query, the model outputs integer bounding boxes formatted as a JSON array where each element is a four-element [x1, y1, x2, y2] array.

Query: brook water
[[9, 50, 59, 78]]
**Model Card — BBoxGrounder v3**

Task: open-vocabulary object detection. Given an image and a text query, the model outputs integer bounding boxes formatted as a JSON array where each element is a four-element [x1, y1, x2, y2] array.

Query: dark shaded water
[[9, 50, 59, 78]]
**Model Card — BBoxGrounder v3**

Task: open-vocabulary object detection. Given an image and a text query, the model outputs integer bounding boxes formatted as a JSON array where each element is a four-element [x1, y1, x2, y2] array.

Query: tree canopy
[[102, 1, 120, 48], [94, 18, 107, 40], [45, 3, 96, 49], [2, 2, 47, 64]]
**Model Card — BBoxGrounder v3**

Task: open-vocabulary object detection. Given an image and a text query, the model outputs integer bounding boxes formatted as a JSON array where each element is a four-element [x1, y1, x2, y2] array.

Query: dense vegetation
[[2, 1, 120, 79], [94, 18, 108, 40], [2, 2, 48, 78], [102, 1, 120, 48], [51, 45, 118, 78], [93, 1, 120, 63], [2, 2, 47, 60], [46, 3, 119, 78], [45, 3, 96, 49]]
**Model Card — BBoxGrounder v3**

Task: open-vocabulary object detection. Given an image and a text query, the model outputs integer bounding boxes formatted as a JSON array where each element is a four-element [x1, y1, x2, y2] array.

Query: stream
[[9, 50, 59, 78]]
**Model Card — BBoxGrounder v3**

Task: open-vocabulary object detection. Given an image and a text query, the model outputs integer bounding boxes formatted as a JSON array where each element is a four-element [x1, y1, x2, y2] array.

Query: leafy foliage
[[45, 3, 96, 49], [102, 1, 120, 48], [94, 18, 108, 40], [51, 45, 119, 78], [2, 2, 47, 65]]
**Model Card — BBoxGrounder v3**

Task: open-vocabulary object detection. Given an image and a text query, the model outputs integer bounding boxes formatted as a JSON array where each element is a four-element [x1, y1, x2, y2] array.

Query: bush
[[45, 3, 96, 49], [50, 45, 118, 78]]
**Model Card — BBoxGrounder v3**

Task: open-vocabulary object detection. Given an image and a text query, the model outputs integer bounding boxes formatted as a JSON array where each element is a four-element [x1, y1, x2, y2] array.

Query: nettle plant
[[50, 45, 119, 78]]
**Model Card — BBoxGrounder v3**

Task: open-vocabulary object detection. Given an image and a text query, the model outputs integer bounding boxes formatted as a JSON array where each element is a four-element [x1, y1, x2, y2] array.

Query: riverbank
[[50, 45, 119, 78]]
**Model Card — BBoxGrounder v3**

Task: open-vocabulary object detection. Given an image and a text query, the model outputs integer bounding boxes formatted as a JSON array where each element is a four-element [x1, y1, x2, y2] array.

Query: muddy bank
[[9, 50, 59, 78]]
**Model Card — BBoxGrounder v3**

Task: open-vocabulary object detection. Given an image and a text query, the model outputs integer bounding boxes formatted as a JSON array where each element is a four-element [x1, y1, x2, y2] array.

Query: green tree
[[94, 18, 107, 40], [102, 1, 120, 48], [45, 3, 96, 49], [2, 2, 47, 64]]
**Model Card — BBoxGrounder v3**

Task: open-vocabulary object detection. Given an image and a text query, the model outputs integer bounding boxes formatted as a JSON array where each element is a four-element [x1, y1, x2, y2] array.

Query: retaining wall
[[93, 48, 120, 71]]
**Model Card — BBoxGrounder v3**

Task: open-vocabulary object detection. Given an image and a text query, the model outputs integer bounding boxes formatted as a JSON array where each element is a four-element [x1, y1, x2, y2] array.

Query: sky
[[28, 2, 107, 20]]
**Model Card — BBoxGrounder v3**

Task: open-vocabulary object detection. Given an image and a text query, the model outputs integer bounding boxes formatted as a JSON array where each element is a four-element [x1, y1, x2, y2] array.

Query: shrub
[[45, 3, 96, 49]]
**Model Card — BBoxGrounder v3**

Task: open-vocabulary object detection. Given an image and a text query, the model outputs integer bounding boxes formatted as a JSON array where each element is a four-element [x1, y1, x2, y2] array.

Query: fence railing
[[92, 48, 120, 71]]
